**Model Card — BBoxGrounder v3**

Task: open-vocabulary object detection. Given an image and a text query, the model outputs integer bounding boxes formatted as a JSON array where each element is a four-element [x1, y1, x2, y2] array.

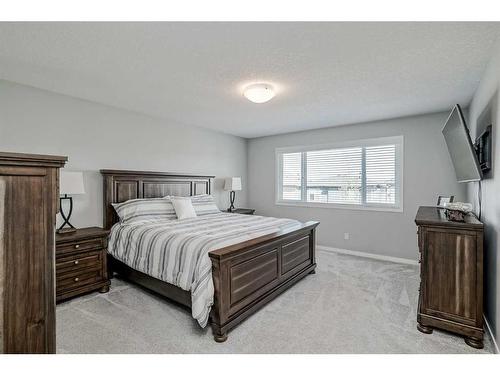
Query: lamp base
[[57, 227, 77, 235], [228, 190, 236, 212], [58, 195, 76, 234]]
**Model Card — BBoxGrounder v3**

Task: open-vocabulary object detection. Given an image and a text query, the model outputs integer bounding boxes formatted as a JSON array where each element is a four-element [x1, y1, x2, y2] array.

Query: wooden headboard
[[100, 169, 214, 229]]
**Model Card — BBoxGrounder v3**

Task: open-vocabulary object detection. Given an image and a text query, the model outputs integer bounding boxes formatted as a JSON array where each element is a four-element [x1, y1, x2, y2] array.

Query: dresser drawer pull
[[74, 260, 79, 265], [74, 244, 80, 249], [74, 277, 79, 282]]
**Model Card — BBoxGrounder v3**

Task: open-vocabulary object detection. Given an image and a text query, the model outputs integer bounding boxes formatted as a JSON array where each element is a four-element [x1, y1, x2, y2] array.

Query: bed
[[101, 169, 319, 342]]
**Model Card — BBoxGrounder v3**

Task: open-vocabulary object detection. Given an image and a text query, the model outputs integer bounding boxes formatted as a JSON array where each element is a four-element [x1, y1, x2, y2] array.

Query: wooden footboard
[[208, 221, 319, 342]]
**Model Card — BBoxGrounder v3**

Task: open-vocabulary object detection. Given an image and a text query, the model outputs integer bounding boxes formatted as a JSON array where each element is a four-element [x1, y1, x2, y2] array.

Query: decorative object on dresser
[[415, 206, 484, 349], [56, 227, 110, 302], [228, 208, 255, 215], [58, 170, 85, 234], [224, 176, 242, 212], [444, 201, 473, 222], [101, 169, 318, 342], [0, 151, 67, 354], [436, 195, 454, 207]]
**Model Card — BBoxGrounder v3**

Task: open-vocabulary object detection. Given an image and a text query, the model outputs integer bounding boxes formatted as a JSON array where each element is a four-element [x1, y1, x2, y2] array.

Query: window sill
[[275, 201, 404, 213]]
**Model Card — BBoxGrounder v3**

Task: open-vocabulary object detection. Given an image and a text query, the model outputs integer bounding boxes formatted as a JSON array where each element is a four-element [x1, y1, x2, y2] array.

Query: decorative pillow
[[112, 198, 176, 224], [170, 196, 197, 220], [190, 194, 221, 216]]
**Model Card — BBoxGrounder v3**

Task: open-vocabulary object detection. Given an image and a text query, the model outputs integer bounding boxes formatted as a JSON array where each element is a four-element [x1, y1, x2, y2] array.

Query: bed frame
[[101, 169, 319, 342]]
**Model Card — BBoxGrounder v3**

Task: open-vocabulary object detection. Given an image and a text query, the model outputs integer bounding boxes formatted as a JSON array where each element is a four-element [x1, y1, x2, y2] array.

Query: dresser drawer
[[56, 238, 103, 257], [57, 269, 103, 290], [56, 251, 102, 275]]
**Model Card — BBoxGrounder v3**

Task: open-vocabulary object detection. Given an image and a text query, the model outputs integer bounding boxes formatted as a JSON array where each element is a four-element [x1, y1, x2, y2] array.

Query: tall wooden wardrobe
[[0, 152, 67, 353]]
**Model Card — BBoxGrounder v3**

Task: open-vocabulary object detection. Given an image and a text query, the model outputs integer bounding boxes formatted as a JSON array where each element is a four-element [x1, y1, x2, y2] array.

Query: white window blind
[[276, 136, 402, 211], [282, 152, 302, 200], [365, 145, 396, 205], [306, 148, 362, 204]]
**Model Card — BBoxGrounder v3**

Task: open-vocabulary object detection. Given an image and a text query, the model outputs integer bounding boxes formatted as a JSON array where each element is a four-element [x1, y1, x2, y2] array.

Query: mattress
[[107, 212, 300, 327]]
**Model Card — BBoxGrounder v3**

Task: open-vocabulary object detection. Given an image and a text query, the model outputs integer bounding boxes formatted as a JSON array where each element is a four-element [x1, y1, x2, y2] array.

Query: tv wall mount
[[474, 124, 492, 174]]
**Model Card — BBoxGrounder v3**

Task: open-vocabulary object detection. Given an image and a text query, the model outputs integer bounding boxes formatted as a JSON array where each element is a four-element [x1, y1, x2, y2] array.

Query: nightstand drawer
[[56, 251, 102, 275], [56, 238, 103, 257], [57, 269, 103, 290]]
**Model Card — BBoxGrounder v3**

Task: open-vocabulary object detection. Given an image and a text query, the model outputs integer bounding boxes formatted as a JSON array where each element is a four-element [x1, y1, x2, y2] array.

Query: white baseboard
[[484, 315, 499, 354], [317, 245, 419, 266]]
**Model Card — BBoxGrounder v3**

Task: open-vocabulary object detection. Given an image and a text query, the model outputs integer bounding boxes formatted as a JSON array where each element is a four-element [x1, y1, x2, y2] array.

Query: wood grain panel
[[193, 181, 209, 195], [115, 181, 139, 203], [143, 181, 191, 198], [4, 174, 48, 353], [281, 236, 311, 275], [230, 250, 278, 305], [424, 229, 477, 323]]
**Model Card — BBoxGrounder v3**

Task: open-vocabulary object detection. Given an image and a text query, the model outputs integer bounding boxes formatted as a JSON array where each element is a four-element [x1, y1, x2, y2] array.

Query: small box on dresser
[[415, 206, 484, 349], [56, 227, 110, 302]]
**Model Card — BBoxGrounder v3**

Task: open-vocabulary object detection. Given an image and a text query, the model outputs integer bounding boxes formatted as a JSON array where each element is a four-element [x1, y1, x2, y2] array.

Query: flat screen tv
[[442, 104, 482, 183]]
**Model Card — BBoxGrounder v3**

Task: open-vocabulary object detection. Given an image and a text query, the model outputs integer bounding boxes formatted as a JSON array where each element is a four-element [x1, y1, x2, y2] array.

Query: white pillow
[[171, 197, 197, 220]]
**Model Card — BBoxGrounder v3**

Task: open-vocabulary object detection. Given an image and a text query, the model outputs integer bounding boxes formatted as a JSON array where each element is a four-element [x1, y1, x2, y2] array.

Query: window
[[276, 136, 403, 211]]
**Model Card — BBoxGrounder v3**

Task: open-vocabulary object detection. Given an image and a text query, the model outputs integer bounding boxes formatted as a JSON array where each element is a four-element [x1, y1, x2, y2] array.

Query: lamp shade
[[60, 171, 85, 195], [224, 177, 242, 191]]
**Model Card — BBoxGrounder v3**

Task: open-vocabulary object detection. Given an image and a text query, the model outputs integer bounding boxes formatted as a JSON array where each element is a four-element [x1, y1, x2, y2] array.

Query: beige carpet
[[56, 250, 495, 353]]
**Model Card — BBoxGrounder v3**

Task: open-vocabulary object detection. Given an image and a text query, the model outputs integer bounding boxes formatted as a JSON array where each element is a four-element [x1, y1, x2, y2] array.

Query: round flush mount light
[[243, 83, 276, 104]]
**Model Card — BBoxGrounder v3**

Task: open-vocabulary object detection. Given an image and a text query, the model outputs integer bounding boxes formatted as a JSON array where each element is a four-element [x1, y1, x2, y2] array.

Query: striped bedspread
[[107, 212, 301, 327]]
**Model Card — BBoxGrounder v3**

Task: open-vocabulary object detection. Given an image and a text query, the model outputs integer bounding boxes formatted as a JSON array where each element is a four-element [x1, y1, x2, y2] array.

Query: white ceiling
[[1, 22, 500, 138]]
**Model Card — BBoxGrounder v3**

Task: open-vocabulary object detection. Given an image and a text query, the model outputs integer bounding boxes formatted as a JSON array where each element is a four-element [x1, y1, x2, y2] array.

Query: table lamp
[[58, 170, 85, 234], [224, 177, 242, 212]]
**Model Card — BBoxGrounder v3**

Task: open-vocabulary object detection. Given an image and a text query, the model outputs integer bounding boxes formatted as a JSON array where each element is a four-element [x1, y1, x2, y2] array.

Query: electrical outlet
[[344, 232, 350, 240]]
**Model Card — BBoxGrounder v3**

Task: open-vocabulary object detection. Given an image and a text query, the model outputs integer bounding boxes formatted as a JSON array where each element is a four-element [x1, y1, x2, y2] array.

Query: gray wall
[[247, 112, 466, 261], [466, 41, 500, 351], [0, 80, 248, 228]]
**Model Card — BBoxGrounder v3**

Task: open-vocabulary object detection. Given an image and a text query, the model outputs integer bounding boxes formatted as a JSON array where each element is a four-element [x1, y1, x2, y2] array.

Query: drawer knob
[[74, 260, 79, 265], [74, 244, 80, 249], [74, 277, 79, 282]]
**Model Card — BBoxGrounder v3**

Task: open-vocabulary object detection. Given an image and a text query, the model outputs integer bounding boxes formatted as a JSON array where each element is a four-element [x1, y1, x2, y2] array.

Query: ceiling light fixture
[[243, 83, 276, 104]]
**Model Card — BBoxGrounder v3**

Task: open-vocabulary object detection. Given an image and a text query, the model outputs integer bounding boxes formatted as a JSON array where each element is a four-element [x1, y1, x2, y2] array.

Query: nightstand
[[228, 208, 255, 215], [56, 227, 110, 302]]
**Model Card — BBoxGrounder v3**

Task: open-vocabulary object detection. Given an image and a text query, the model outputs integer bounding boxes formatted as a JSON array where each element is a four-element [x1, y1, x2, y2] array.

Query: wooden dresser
[[0, 152, 67, 353], [415, 206, 484, 349], [56, 227, 110, 302]]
